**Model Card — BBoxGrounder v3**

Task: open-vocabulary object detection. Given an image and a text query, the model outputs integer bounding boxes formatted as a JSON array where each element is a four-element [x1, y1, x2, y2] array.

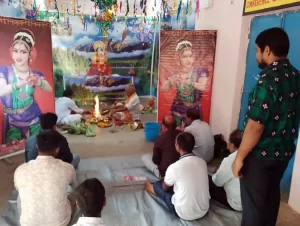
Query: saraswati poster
[[157, 30, 217, 127], [0, 17, 54, 152]]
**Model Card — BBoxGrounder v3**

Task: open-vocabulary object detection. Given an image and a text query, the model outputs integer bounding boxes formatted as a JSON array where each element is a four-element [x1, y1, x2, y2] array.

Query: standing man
[[232, 28, 300, 226]]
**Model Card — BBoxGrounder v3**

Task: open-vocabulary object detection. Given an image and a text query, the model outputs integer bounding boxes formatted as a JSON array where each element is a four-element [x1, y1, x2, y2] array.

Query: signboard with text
[[244, 0, 300, 15]]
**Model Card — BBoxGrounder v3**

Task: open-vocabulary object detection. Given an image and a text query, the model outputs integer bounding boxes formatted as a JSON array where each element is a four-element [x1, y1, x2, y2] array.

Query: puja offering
[[86, 95, 113, 127], [97, 121, 112, 128], [128, 121, 144, 131]]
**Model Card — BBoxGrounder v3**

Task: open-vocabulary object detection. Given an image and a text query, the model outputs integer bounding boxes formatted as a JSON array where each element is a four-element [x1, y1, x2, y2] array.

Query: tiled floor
[[1, 113, 300, 225]]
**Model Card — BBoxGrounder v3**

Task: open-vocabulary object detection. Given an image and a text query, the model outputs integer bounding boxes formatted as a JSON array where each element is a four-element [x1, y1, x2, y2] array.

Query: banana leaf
[[86, 124, 97, 137], [68, 123, 81, 135]]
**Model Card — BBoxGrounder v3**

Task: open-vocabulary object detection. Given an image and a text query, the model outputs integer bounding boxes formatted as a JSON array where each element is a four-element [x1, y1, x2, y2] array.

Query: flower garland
[[93, 0, 117, 10]]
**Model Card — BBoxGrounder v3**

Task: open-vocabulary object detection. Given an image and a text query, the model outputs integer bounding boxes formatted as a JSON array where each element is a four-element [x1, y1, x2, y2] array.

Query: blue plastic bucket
[[144, 122, 160, 141]]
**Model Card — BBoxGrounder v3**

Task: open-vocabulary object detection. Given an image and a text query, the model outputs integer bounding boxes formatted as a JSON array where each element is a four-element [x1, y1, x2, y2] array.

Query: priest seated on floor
[[110, 84, 141, 125]]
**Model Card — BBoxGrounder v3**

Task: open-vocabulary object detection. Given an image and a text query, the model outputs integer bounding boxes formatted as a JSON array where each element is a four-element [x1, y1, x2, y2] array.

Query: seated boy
[[25, 113, 80, 169], [15, 131, 77, 226], [210, 130, 243, 211], [144, 132, 210, 220], [73, 178, 106, 226]]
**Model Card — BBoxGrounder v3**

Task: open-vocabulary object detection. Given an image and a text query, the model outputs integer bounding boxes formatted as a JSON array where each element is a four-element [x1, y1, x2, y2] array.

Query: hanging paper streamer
[[113, 3, 118, 15], [196, 0, 200, 18], [94, 4, 97, 16], [125, 0, 129, 16], [186, 0, 188, 15], [142, 0, 147, 15], [73, 0, 76, 15], [188, 0, 192, 15], [140, 0, 143, 9], [171, 0, 177, 16], [182, 3, 184, 16], [133, 0, 137, 15], [80, 12, 84, 24], [120, 0, 122, 13], [177, 0, 182, 20], [54, 0, 60, 19]]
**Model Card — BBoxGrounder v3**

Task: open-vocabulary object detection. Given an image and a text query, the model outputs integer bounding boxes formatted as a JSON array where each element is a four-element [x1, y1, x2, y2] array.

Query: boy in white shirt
[[210, 130, 243, 211], [144, 132, 210, 220], [73, 178, 106, 226], [14, 131, 77, 226]]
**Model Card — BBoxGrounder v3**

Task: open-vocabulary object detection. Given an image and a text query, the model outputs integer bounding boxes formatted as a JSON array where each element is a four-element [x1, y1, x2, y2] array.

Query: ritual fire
[[94, 95, 101, 118]]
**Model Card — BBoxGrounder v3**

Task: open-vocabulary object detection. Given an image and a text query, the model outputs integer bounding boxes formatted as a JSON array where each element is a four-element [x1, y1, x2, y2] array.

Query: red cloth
[[86, 64, 112, 76]]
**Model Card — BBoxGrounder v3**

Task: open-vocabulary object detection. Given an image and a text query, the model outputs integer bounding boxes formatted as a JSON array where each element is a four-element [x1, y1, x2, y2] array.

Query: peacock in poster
[[52, 14, 156, 107]]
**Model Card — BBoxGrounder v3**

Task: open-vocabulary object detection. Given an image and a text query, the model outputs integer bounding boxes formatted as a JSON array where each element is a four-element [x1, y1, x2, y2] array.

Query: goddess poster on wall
[[158, 30, 217, 127], [0, 17, 54, 153]]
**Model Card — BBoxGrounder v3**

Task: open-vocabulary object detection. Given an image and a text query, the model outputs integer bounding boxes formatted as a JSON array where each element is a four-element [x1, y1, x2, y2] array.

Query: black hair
[[37, 131, 62, 153], [63, 88, 74, 97], [75, 178, 106, 217], [187, 108, 200, 121], [255, 27, 289, 57], [39, 113, 57, 130], [176, 132, 195, 153], [162, 116, 177, 130], [229, 130, 243, 149]]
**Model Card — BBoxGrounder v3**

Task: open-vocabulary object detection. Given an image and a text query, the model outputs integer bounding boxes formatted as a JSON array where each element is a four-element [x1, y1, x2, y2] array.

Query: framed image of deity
[[157, 30, 217, 127], [0, 17, 54, 156]]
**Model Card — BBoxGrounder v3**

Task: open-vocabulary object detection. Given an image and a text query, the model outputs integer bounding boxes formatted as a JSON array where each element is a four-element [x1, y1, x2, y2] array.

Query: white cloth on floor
[[56, 97, 84, 125], [141, 154, 160, 178], [212, 151, 242, 211], [164, 155, 210, 220], [61, 114, 82, 125], [73, 217, 106, 226], [184, 120, 215, 163], [14, 156, 77, 226]]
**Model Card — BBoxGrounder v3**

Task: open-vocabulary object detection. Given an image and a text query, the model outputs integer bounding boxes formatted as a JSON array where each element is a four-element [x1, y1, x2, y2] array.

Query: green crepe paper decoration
[[125, 0, 130, 16], [97, 20, 111, 30], [177, 0, 182, 20], [54, 0, 59, 19]]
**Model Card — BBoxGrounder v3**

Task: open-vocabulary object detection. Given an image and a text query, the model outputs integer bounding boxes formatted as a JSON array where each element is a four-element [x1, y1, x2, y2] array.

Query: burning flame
[[94, 95, 100, 118]]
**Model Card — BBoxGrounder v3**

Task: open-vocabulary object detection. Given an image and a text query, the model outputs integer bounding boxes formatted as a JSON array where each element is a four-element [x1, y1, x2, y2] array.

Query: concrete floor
[[0, 113, 300, 225]]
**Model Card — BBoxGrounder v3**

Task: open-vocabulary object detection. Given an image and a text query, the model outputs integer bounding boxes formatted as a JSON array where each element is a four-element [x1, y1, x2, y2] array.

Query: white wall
[[289, 136, 300, 212], [195, 0, 250, 139]]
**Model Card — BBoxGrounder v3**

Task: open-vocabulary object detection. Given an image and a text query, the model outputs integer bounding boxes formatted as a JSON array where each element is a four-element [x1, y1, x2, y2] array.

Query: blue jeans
[[71, 154, 80, 169], [153, 181, 178, 216]]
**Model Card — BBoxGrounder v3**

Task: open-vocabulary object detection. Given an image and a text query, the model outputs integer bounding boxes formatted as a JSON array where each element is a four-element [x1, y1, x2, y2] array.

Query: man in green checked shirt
[[232, 28, 300, 226]]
